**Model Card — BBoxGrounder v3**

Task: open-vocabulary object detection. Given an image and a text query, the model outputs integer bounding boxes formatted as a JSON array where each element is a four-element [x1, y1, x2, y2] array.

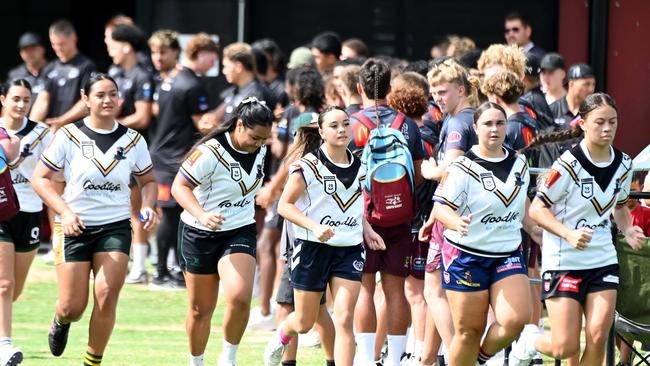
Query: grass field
[[12, 258, 327, 366], [12, 257, 603, 365]]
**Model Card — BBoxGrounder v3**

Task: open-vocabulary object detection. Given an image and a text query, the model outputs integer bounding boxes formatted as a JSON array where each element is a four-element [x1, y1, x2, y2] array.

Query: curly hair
[[481, 71, 524, 104], [428, 58, 480, 107], [295, 67, 325, 109], [477, 44, 526, 78], [387, 84, 428, 120]]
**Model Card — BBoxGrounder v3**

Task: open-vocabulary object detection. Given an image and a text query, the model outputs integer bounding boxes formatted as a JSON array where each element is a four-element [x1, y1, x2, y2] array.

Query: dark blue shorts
[[290, 239, 365, 292], [441, 241, 527, 292]]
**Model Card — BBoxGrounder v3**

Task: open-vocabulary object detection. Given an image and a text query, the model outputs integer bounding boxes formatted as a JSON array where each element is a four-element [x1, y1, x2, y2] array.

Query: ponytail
[[522, 125, 583, 152]]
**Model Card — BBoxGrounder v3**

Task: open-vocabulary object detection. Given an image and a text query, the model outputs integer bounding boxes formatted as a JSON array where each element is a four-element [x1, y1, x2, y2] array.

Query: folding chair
[[606, 235, 650, 366]]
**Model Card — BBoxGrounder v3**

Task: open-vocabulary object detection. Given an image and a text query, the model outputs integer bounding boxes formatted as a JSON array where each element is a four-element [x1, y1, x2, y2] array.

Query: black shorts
[[290, 239, 365, 292], [178, 222, 257, 274], [542, 264, 619, 304], [54, 219, 132, 264], [0, 211, 42, 253], [276, 260, 326, 305]]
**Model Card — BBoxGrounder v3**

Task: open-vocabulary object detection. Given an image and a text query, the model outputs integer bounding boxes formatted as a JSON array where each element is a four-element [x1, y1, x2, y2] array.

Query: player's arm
[[120, 101, 153, 130], [46, 100, 88, 130], [529, 197, 591, 250], [29, 90, 50, 122], [522, 198, 543, 245], [171, 168, 225, 231], [133, 171, 159, 230], [433, 202, 471, 236], [612, 204, 645, 251], [421, 149, 464, 181], [0, 134, 20, 161]]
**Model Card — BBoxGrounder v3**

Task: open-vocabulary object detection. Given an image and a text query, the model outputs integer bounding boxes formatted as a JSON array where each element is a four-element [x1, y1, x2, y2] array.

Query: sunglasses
[[504, 27, 520, 34]]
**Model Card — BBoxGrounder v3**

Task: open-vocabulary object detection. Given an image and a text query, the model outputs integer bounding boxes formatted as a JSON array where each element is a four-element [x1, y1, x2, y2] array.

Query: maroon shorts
[[363, 223, 411, 277], [425, 220, 445, 273], [409, 234, 429, 280]]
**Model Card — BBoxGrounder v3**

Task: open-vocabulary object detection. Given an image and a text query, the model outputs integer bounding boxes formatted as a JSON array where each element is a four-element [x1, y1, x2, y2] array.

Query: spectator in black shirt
[[7, 32, 49, 100], [219, 42, 275, 122], [550, 63, 595, 128], [30, 19, 96, 130], [504, 11, 545, 59], [311, 31, 341, 78], [522, 52, 554, 130], [253, 38, 289, 110]]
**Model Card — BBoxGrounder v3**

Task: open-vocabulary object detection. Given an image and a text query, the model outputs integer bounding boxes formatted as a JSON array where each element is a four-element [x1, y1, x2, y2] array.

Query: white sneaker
[[264, 328, 288, 366], [0, 346, 23, 366], [298, 328, 320, 348], [41, 250, 55, 265], [247, 306, 276, 331], [125, 269, 149, 284], [216, 357, 237, 366], [508, 324, 540, 366]]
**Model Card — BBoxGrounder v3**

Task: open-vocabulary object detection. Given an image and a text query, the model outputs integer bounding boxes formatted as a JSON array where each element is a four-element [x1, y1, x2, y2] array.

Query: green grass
[[12, 258, 327, 365]]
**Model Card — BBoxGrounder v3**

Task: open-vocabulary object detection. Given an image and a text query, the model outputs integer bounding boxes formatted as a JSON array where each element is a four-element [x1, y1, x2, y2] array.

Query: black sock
[[326, 360, 335, 366], [281, 361, 297, 366]]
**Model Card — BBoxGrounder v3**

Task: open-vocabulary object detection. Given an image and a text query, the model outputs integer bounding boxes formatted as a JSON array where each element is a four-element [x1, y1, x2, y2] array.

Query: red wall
[[606, 0, 650, 157], [559, 0, 650, 157]]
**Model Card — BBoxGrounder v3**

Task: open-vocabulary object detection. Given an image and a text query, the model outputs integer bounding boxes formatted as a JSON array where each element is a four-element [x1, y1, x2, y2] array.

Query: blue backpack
[[357, 114, 416, 227]]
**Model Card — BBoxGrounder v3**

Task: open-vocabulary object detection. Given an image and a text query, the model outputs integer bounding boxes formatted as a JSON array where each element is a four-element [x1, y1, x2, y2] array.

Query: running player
[[31, 73, 159, 366], [264, 106, 384, 366], [432, 102, 540, 366], [510, 93, 646, 365], [171, 97, 273, 366], [0, 79, 40, 366]]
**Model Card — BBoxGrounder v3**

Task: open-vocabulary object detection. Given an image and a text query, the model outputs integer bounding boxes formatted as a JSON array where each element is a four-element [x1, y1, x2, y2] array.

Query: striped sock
[[477, 347, 493, 364], [83, 351, 103, 366]]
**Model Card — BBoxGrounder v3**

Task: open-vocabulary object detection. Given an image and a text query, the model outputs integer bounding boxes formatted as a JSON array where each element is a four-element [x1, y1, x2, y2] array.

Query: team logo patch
[[448, 131, 462, 143], [187, 150, 203, 166], [544, 169, 561, 188], [230, 162, 242, 181], [480, 173, 496, 191], [602, 274, 619, 284], [581, 178, 594, 199], [324, 176, 336, 195], [543, 272, 552, 292], [81, 141, 95, 159], [353, 260, 364, 272], [443, 271, 450, 284]]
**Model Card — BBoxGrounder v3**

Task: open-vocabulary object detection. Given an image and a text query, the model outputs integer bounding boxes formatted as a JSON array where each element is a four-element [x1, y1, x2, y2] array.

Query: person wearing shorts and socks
[[419, 58, 479, 365], [265, 106, 384, 366], [148, 33, 217, 289], [510, 93, 646, 366], [172, 98, 272, 366], [0, 92, 23, 366], [106, 23, 155, 284], [432, 102, 540, 366], [349, 58, 425, 366], [31, 73, 158, 366]]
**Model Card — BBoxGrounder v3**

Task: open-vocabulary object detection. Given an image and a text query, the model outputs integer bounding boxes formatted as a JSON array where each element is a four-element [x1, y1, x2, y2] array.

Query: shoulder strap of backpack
[[352, 112, 377, 131], [390, 112, 406, 130]]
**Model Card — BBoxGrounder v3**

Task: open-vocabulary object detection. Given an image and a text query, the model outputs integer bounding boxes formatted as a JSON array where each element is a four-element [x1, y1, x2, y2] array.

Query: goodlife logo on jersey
[[83, 180, 121, 192], [319, 215, 359, 229], [575, 218, 609, 230], [480, 211, 520, 225]]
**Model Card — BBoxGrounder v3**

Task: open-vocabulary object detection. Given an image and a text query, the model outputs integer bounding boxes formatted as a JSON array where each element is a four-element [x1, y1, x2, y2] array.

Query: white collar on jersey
[[224, 131, 251, 154]]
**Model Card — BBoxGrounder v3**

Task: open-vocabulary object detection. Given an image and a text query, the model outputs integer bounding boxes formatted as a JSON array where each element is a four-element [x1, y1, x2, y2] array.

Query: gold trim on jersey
[[536, 192, 554, 207], [591, 196, 616, 217], [61, 126, 141, 177], [204, 144, 262, 196], [451, 159, 527, 207], [433, 195, 460, 210], [558, 159, 580, 185], [301, 157, 362, 213], [8, 127, 50, 169]]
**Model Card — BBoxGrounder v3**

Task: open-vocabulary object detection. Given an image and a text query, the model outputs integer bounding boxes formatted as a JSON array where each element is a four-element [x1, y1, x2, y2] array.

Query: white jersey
[[433, 147, 529, 256], [179, 133, 266, 232], [290, 147, 365, 247], [41, 119, 152, 226], [3, 118, 52, 212], [536, 140, 632, 271]]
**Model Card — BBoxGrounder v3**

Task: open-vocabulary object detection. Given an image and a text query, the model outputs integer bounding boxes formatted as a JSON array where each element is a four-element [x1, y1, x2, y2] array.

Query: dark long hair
[[1, 78, 32, 96], [523, 93, 617, 151], [284, 106, 348, 164], [82, 73, 118, 96], [184, 97, 273, 160], [473, 101, 507, 124]]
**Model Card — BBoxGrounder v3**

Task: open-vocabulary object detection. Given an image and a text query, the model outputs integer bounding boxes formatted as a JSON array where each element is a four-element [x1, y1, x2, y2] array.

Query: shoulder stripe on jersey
[[40, 156, 62, 171], [452, 161, 525, 207], [179, 166, 200, 187], [62, 127, 140, 177], [132, 164, 153, 176], [619, 169, 630, 185], [433, 195, 460, 210], [9, 127, 51, 169], [536, 192, 553, 207], [590, 196, 616, 217], [617, 197, 629, 205], [302, 157, 362, 213], [558, 159, 580, 185], [204, 144, 262, 196]]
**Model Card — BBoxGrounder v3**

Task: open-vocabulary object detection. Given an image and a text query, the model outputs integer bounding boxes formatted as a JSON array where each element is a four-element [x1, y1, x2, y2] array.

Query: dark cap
[[18, 32, 43, 50], [567, 63, 595, 80], [540, 53, 565, 71], [524, 52, 541, 76]]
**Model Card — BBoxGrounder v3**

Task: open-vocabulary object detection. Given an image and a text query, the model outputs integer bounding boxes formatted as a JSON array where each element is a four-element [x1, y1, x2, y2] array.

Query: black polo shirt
[[7, 63, 49, 96], [220, 79, 276, 121], [43, 53, 96, 118]]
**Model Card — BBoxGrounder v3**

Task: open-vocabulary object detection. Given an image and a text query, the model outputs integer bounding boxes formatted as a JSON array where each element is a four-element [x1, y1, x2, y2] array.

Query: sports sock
[[355, 332, 376, 363], [220, 340, 239, 362], [386, 334, 407, 365], [83, 351, 102, 366], [189, 353, 204, 366]]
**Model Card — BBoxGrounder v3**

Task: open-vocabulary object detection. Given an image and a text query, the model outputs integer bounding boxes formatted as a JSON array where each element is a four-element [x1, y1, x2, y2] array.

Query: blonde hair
[[223, 42, 255, 72], [148, 29, 180, 50], [477, 44, 526, 78], [428, 58, 480, 107], [481, 71, 524, 104], [446, 35, 476, 59]]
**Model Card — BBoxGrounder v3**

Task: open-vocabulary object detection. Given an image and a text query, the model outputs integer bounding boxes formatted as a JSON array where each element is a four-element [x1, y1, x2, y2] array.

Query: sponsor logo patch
[[544, 169, 561, 188], [558, 275, 582, 293]]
